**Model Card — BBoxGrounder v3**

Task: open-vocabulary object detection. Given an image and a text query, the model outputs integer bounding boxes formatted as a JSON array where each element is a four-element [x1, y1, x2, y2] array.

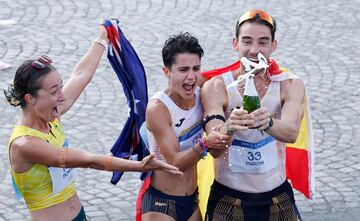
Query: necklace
[[255, 73, 271, 97]]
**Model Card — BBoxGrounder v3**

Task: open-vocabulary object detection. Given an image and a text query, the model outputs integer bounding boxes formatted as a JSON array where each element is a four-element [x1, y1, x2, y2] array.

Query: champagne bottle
[[243, 74, 261, 113]]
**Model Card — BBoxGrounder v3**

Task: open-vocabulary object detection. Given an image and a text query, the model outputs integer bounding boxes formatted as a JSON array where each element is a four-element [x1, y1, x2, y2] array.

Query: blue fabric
[[12, 175, 23, 200], [103, 19, 150, 184], [232, 136, 275, 149]]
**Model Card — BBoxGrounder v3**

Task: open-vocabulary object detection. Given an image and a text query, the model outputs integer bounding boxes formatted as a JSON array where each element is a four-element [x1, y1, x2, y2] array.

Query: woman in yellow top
[[3, 26, 181, 221]]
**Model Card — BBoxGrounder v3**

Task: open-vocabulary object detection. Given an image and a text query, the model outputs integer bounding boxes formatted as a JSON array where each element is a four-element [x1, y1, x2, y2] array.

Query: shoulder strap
[[9, 118, 63, 146], [9, 126, 49, 145], [222, 72, 234, 86], [151, 91, 175, 110]]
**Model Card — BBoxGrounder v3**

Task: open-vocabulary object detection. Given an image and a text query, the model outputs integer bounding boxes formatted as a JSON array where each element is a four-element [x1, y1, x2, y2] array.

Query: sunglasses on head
[[24, 55, 53, 91], [30, 55, 52, 69], [238, 10, 274, 29]]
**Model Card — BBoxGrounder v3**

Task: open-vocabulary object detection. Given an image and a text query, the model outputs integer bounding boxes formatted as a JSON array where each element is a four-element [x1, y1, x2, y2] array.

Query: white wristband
[[92, 37, 108, 49]]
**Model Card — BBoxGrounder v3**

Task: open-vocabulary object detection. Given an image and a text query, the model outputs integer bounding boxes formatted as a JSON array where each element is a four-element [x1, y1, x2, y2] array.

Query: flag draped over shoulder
[[103, 19, 150, 184], [198, 60, 315, 217], [285, 73, 315, 200]]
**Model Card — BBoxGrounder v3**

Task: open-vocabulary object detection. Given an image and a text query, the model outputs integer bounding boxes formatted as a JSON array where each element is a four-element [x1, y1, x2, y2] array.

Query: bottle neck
[[244, 75, 259, 97]]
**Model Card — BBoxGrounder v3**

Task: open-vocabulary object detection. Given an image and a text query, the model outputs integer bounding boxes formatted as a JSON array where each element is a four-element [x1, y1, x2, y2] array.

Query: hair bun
[[3, 84, 22, 107]]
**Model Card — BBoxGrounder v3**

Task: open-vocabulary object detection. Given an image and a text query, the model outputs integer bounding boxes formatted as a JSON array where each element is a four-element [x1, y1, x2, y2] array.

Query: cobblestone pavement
[[1, 0, 360, 220]]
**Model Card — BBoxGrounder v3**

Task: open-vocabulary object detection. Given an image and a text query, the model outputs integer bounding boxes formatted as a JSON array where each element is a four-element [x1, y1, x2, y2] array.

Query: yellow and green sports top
[[8, 118, 76, 211]]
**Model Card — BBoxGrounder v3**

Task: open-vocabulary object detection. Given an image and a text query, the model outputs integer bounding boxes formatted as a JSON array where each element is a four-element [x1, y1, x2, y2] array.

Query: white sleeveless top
[[147, 87, 204, 163], [215, 72, 286, 193]]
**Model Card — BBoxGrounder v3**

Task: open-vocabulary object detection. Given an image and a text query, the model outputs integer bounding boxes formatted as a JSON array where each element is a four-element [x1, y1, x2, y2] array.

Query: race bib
[[178, 121, 203, 151], [48, 166, 76, 194], [48, 140, 76, 194], [228, 136, 278, 173]]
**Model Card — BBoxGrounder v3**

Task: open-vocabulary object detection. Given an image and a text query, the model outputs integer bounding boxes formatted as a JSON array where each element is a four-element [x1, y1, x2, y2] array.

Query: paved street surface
[[1, 0, 360, 220]]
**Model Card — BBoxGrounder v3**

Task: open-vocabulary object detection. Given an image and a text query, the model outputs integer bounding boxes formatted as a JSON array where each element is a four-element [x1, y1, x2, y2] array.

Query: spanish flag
[[198, 60, 315, 218]]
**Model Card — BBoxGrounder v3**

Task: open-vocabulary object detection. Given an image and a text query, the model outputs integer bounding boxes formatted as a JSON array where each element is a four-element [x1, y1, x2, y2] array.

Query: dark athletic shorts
[[141, 185, 198, 221], [72, 205, 87, 221], [206, 180, 302, 221]]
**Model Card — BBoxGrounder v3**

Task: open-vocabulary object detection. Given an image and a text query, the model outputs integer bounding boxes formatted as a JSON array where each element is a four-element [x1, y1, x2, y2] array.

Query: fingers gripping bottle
[[243, 74, 261, 113]]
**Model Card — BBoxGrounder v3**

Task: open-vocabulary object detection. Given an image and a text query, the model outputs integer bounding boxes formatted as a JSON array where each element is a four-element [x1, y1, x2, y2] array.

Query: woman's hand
[[205, 125, 232, 150], [140, 154, 183, 176], [98, 25, 109, 44]]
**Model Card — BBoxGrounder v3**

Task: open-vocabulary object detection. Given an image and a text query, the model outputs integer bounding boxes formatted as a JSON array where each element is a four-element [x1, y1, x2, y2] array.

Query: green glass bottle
[[243, 74, 261, 113]]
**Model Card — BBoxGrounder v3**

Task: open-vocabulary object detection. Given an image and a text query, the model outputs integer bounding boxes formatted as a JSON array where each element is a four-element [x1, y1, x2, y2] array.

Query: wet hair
[[4, 59, 55, 108], [235, 14, 277, 41], [162, 32, 204, 69]]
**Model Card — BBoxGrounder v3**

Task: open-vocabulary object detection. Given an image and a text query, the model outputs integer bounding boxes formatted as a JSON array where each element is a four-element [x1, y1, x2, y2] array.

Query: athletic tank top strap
[[152, 87, 201, 111], [222, 71, 234, 86], [223, 72, 242, 112]]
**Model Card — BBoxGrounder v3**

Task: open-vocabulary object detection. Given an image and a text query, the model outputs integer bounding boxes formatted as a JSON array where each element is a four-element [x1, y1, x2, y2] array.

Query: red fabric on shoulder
[[201, 61, 240, 79], [268, 59, 283, 75], [201, 59, 282, 79]]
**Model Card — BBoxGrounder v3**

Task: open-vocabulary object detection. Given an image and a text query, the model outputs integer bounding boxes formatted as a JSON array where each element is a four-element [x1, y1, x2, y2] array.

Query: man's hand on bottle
[[226, 106, 254, 132], [247, 107, 270, 130]]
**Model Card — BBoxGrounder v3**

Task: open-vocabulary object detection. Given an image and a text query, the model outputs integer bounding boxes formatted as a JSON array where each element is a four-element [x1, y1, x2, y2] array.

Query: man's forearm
[[264, 118, 300, 143]]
